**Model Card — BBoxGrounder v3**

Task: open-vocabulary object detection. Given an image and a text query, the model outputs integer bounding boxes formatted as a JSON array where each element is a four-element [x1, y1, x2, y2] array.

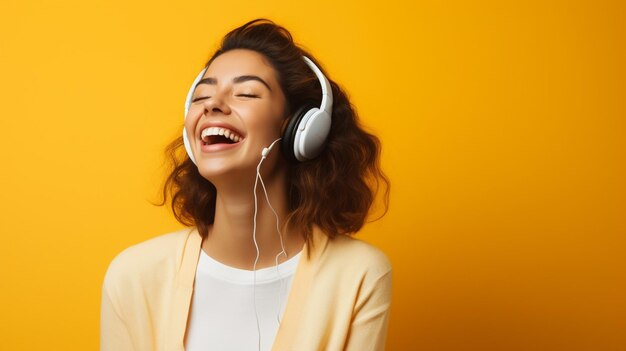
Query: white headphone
[[183, 56, 333, 164]]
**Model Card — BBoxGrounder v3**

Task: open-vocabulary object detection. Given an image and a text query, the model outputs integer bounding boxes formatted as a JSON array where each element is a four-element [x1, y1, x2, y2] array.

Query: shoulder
[[322, 233, 392, 278], [103, 227, 198, 289]]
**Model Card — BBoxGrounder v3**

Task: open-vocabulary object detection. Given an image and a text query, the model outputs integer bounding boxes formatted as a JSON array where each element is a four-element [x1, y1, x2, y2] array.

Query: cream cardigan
[[100, 227, 392, 351]]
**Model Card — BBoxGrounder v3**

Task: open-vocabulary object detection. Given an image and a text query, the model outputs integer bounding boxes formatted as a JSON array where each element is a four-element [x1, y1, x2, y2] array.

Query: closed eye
[[192, 96, 210, 103], [237, 94, 259, 98]]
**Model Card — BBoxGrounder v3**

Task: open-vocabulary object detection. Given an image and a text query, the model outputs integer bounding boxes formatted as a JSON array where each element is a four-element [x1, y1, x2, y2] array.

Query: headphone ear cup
[[282, 105, 314, 162], [183, 127, 196, 165]]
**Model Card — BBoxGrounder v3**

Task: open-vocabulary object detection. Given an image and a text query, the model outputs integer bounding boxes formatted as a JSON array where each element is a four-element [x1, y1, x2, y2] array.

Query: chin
[[196, 159, 255, 185]]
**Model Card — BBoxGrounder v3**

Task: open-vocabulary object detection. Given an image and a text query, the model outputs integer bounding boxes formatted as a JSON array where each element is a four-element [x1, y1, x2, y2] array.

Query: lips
[[200, 126, 243, 145]]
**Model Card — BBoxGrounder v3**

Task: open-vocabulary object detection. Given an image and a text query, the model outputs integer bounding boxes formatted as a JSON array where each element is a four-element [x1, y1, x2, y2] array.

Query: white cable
[[252, 138, 283, 351], [252, 159, 263, 351], [258, 164, 288, 323]]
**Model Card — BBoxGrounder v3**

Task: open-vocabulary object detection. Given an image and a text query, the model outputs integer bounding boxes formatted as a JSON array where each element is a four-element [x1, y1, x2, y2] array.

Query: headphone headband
[[302, 56, 333, 116]]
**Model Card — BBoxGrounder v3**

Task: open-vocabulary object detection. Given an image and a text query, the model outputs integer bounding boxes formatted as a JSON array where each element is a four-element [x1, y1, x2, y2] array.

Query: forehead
[[204, 49, 279, 87]]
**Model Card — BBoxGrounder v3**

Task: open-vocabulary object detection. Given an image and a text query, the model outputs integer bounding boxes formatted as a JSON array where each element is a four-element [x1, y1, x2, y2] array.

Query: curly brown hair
[[157, 19, 389, 246]]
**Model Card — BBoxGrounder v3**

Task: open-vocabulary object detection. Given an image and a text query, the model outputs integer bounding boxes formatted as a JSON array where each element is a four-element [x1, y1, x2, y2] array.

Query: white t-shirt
[[184, 249, 302, 351]]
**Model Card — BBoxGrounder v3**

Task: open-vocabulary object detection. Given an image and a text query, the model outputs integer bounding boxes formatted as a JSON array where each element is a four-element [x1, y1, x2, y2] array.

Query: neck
[[201, 165, 304, 270]]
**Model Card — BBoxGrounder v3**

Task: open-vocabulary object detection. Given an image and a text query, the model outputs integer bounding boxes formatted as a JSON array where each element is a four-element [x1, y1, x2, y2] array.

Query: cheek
[[241, 104, 284, 133]]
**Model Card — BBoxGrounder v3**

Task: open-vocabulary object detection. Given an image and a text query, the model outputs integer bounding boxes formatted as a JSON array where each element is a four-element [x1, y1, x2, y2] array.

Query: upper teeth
[[201, 127, 242, 143]]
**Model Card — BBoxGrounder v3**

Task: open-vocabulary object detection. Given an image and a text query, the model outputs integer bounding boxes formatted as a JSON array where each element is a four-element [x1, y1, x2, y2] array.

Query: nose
[[203, 94, 231, 116]]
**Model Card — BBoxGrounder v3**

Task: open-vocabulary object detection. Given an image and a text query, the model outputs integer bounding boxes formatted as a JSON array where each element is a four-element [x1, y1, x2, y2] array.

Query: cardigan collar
[[167, 227, 330, 350]]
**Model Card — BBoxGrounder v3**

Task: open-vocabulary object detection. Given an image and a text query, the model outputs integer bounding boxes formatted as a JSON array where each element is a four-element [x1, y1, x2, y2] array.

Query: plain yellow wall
[[1, 0, 624, 350]]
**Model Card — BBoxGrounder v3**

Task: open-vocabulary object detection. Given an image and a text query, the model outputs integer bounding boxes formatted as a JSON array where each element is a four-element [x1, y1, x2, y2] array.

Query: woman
[[101, 19, 391, 351]]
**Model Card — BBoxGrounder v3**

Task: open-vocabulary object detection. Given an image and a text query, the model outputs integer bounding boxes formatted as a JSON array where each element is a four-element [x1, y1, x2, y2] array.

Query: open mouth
[[200, 127, 243, 146]]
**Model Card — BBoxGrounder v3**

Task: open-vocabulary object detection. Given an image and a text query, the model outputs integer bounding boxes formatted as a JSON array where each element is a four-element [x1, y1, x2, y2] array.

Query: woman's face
[[184, 49, 287, 182]]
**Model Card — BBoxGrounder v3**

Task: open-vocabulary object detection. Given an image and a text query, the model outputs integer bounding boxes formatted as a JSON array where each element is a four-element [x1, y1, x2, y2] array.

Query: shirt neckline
[[197, 248, 303, 285]]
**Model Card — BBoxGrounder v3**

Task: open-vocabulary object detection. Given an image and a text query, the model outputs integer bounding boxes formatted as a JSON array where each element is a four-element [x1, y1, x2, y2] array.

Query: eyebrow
[[194, 75, 272, 91]]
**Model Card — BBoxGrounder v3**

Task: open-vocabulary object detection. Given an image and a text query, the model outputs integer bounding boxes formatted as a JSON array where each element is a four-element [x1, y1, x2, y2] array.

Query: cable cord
[[257, 165, 289, 323], [252, 138, 287, 351]]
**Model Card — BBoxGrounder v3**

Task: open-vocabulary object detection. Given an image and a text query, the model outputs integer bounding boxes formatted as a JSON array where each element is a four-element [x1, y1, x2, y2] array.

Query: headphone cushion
[[182, 127, 197, 165], [282, 105, 314, 162]]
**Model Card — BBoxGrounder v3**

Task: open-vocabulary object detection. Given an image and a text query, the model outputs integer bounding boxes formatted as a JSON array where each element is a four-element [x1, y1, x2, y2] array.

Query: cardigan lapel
[[166, 228, 202, 351], [271, 228, 330, 350]]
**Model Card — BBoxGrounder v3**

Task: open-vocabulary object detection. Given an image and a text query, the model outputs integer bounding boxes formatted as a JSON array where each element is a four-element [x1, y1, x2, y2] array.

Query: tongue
[[208, 135, 235, 145]]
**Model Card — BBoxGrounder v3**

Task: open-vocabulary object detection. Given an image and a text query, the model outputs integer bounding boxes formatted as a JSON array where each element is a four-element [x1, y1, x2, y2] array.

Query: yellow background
[[1, 0, 624, 350]]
